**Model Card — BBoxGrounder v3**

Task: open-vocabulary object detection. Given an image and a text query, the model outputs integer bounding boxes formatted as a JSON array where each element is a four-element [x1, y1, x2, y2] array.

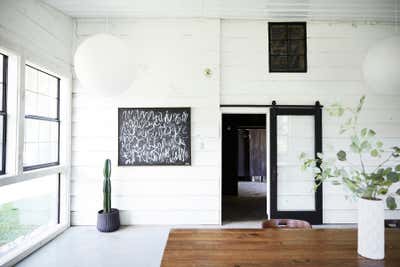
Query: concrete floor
[[16, 223, 356, 267], [16, 219, 269, 267], [16, 182, 354, 267]]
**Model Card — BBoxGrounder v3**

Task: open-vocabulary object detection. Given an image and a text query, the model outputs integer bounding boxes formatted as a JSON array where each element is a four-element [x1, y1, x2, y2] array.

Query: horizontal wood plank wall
[[220, 20, 400, 223], [72, 18, 400, 225], [71, 19, 221, 225], [0, 0, 73, 76]]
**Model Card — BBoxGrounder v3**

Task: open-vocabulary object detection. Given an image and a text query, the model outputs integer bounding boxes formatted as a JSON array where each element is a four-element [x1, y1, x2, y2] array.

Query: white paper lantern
[[363, 36, 400, 95], [74, 34, 134, 96]]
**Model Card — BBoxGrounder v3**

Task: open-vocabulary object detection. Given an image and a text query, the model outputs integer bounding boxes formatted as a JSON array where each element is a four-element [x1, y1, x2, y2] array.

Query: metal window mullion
[[24, 114, 59, 122], [1, 54, 8, 175]]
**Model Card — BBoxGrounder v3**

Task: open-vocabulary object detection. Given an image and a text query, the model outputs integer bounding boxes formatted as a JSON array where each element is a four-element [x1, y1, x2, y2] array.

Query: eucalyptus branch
[[373, 153, 393, 173], [300, 96, 400, 209]]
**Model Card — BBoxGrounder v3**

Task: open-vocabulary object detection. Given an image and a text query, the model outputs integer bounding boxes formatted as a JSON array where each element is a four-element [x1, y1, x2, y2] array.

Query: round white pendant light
[[362, 35, 400, 95], [74, 34, 134, 96]]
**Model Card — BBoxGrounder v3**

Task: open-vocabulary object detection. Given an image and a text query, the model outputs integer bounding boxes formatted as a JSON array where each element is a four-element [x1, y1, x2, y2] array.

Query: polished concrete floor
[[17, 182, 354, 267], [16, 223, 263, 267], [16, 223, 356, 267]]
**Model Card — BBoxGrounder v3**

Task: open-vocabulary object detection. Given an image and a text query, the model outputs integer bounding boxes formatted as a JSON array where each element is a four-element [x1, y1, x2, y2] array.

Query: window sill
[[0, 165, 68, 187], [0, 223, 69, 267]]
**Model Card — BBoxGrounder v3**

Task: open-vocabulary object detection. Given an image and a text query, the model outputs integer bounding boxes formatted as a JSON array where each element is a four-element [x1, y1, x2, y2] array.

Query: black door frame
[[269, 104, 323, 224]]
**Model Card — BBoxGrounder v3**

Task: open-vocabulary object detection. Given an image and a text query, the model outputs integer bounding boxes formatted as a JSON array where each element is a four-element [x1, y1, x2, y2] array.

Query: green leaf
[[377, 188, 388, 195], [361, 128, 367, 137], [376, 141, 383, 148], [392, 146, 400, 158], [360, 140, 370, 150], [355, 96, 366, 113], [350, 143, 359, 153], [367, 129, 376, 137], [327, 103, 345, 117], [386, 196, 397, 210], [387, 172, 398, 183], [396, 165, 400, 172], [370, 149, 379, 157], [337, 150, 347, 161]]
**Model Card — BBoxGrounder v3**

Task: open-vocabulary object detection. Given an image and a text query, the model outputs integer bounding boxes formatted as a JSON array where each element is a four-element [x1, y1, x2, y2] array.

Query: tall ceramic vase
[[357, 198, 384, 260]]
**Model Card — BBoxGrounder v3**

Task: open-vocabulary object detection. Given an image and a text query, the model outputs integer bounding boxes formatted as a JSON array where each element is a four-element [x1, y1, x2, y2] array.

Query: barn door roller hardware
[[220, 101, 323, 108]]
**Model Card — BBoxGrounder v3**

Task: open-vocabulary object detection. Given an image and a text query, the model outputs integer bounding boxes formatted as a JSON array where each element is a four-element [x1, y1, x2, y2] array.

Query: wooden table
[[161, 229, 400, 267]]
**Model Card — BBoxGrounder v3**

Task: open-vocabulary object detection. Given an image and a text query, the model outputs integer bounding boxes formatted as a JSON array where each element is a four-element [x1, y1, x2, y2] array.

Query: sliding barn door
[[270, 106, 322, 224]]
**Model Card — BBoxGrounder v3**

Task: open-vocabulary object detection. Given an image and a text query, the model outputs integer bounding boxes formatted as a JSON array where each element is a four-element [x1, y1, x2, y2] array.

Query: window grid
[[268, 22, 307, 73], [23, 65, 60, 171], [0, 53, 7, 175]]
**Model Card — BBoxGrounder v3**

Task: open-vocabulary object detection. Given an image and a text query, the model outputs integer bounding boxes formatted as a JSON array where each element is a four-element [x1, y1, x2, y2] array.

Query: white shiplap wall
[[0, 0, 73, 77], [72, 18, 400, 225], [71, 19, 221, 225], [221, 20, 400, 223]]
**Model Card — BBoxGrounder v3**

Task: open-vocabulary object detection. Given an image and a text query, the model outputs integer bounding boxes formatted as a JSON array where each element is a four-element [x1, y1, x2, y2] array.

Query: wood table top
[[161, 228, 400, 267]]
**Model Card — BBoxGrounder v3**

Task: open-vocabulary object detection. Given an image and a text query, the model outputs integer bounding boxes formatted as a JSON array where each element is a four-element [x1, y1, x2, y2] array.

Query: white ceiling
[[42, 0, 400, 23]]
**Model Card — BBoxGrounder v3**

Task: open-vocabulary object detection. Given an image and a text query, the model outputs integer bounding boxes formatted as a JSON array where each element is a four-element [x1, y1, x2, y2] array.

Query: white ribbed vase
[[357, 198, 385, 260]]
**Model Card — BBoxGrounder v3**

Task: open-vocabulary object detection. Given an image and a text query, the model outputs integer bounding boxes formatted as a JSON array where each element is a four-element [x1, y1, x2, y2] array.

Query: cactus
[[103, 159, 112, 213]]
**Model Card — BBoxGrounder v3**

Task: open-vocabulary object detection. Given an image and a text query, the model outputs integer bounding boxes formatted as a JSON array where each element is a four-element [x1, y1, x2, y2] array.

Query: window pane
[[270, 40, 288, 55], [25, 66, 58, 118], [270, 24, 287, 40], [37, 95, 58, 118], [25, 66, 37, 93], [25, 91, 38, 116], [277, 116, 315, 211], [270, 56, 288, 71], [24, 119, 58, 167], [0, 55, 3, 83], [288, 39, 305, 55], [288, 56, 306, 71], [0, 175, 58, 259], [0, 116, 3, 172], [0, 55, 4, 111], [288, 24, 305, 39]]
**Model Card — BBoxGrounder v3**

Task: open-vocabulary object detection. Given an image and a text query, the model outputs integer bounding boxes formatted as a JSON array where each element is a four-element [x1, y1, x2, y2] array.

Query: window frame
[[0, 52, 71, 266], [23, 65, 61, 171], [0, 53, 8, 175], [268, 22, 307, 73]]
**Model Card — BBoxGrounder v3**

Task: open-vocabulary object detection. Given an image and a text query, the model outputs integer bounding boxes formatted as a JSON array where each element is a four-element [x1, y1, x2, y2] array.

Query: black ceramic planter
[[97, 208, 120, 232]]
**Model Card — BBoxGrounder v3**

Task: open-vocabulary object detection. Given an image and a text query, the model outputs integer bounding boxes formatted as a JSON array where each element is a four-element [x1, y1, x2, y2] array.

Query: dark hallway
[[221, 114, 267, 224]]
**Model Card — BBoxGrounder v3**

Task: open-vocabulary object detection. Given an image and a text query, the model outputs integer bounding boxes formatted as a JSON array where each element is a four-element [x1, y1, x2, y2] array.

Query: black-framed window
[[23, 65, 60, 171], [268, 22, 307, 72], [0, 54, 8, 174]]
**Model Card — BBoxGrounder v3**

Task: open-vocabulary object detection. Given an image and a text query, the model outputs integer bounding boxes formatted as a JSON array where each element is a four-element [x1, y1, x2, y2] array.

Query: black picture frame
[[118, 107, 191, 166]]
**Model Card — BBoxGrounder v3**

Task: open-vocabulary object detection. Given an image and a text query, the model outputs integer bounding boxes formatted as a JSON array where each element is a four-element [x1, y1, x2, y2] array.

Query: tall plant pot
[[358, 198, 384, 260], [97, 208, 120, 232]]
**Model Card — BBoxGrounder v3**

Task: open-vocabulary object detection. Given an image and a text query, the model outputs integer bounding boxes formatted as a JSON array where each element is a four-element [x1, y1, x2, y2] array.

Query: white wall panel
[[221, 20, 400, 223], [70, 17, 400, 225], [71, 18, 221, 225]]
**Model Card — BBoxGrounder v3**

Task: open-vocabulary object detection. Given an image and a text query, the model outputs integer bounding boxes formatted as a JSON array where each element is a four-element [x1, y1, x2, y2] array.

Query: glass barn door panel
[[276, 115, 315, 211]]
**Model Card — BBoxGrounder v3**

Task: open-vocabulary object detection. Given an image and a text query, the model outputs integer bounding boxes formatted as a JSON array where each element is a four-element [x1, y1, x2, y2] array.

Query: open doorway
[[222, 114, 267, 224]]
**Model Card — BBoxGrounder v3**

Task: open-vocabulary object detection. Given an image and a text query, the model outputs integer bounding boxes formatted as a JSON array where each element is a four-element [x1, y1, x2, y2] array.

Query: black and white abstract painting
[[118, 108, 191, 166]]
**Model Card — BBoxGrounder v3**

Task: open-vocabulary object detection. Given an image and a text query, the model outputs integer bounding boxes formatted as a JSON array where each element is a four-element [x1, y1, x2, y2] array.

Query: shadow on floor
[[222, 181, 267, 224]]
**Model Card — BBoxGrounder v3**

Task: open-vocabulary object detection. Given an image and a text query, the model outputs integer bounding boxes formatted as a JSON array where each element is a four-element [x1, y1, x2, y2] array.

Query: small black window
[[0, 54, 7, 174], [268, 22, 307, 72]]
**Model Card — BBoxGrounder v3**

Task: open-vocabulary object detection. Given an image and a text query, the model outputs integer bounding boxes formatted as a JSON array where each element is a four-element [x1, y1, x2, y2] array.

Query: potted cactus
[[97, 159, 120, 232]]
